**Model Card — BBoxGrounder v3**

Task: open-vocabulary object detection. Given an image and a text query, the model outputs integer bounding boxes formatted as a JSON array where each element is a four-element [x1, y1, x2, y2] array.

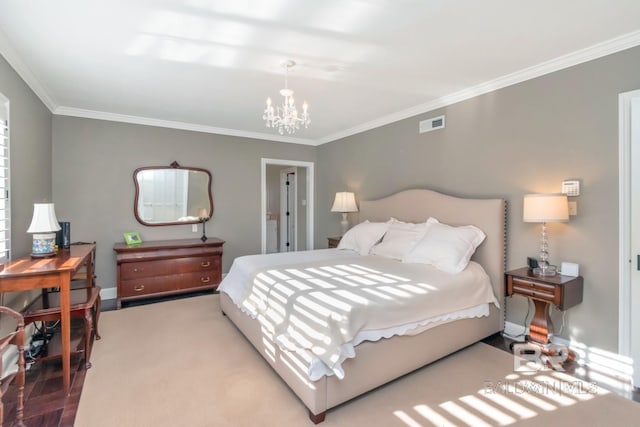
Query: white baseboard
[[100, 287, 117, 300], [503, 321, 528, 339]]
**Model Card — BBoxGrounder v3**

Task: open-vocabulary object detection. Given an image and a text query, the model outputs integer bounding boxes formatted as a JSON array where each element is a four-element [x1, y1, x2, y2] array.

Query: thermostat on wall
[[562, 180, 580, 196]]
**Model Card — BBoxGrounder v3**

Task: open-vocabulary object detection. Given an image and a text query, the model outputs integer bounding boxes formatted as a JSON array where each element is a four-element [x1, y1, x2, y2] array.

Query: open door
[[261, 158, 314, 254], [619, 89, 640, 387]]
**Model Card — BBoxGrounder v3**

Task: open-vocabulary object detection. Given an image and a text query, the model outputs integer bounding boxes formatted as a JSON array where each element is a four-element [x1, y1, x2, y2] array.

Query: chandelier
[[263, 60, 310, 135]]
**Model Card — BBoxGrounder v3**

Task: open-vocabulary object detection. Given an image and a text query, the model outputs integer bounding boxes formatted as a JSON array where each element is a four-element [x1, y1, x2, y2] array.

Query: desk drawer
[[510, 277, 558, 304]]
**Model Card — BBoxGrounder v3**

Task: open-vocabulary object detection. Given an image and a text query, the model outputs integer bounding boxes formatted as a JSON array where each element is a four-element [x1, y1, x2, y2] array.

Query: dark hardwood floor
[[3, 325, 638, 426]]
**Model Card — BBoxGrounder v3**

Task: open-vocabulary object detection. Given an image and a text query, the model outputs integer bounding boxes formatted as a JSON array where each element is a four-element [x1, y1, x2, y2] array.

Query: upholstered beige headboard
[[359, 189, 506, 315]]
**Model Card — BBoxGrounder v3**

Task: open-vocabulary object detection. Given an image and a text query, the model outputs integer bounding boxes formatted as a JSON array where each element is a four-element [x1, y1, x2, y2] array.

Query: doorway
[[618, 89, 640, 387], [261, 158, 314, 254], [279, 167, 297, 252]]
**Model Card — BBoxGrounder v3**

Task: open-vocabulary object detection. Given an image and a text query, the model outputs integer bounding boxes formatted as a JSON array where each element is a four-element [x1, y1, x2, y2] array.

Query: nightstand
[[506, 267, 583, 345], [327, 237, 341, 248]]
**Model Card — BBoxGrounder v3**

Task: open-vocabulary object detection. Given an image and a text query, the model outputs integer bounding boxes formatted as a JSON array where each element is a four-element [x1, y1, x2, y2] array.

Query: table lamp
[[198, 207, 209, 242], [331, 192, 358, 236], [27, 203, 61, 258], [523, 193, 569, 276]]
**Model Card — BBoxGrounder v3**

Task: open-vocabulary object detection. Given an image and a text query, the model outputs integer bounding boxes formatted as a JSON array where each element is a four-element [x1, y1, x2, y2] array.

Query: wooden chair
[[0, 306, 25, 427], [22, 287, 101, 369]]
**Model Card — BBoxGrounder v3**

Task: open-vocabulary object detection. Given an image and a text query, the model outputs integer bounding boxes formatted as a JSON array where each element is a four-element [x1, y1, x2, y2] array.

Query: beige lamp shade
[[523, 193, 569, 223], [331, 192, 358, 213]]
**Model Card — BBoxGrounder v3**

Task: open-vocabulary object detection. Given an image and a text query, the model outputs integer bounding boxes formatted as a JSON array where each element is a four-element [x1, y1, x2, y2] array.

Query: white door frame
[[618, 89, 640, 386], [261, 158, 314, 254], [279, 167, 297, 252]]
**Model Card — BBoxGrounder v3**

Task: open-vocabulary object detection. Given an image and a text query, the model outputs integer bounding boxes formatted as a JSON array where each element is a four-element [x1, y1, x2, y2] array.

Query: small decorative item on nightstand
[[327, 237, 341, 248]]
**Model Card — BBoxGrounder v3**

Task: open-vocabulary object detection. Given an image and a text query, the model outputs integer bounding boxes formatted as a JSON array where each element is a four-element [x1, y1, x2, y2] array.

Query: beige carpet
[[76, 294, 640, 426]]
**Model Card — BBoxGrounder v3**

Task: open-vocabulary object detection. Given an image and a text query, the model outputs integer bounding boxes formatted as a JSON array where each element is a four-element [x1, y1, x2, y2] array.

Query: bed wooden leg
[[308, 410, 326, 424]]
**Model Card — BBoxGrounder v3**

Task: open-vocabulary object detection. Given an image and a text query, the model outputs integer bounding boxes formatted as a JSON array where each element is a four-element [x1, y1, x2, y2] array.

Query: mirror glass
[[134, 165, 213, 226]]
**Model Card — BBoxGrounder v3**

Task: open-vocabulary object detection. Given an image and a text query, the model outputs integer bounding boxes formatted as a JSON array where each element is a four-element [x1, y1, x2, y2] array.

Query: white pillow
[[402, 217, 486, 273], [371, 218, 428, 260], [337, 220, 389, 255]]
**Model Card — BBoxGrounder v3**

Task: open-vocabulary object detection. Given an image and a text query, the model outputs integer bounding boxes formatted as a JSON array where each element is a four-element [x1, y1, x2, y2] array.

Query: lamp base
[[31, 233, 57, 258], [30, 251, 57, 259], [340, 213, 349, 236], [533, 265, 557, 276]]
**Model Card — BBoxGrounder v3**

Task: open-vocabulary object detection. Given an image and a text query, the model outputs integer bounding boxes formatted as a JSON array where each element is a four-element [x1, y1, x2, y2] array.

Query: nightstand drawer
[[509, 276, 559, 304]]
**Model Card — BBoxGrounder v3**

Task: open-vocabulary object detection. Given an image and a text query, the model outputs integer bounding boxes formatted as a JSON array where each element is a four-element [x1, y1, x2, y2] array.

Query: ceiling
[[2, 1, 640, 146]]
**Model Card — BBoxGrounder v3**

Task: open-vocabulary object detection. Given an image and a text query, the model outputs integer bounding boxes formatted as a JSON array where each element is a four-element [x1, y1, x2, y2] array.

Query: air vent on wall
[[419, 115, 445, 134]]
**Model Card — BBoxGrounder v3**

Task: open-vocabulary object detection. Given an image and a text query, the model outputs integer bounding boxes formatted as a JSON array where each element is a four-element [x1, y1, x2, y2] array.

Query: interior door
[[630, 96, 640, 387], [279, 167, 297, 252]]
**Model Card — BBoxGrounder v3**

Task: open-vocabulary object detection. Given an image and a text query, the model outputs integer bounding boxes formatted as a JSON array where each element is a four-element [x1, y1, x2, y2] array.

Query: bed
[[219, 189, 506, 423]]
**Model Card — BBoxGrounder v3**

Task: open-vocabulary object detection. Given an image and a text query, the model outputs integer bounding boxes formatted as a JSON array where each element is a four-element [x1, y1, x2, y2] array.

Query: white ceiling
[[2, 0, 640, 146]]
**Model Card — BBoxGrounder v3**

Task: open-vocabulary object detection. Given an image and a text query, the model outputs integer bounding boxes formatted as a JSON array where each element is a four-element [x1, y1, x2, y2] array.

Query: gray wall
[[0, 55, 52, 259], [52, 117, 316, 297], [316, 45, 640, 353], [0, 54, 52, 309]]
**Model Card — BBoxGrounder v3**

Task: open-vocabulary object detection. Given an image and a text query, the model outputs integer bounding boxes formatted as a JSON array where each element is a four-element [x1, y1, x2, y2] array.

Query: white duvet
[[219, 249, 498, 380]]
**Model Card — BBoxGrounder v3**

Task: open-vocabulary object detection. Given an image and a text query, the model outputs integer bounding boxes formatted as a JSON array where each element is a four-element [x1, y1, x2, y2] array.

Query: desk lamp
[[523, 193, 569, 276], [27, 203, 61, 257]]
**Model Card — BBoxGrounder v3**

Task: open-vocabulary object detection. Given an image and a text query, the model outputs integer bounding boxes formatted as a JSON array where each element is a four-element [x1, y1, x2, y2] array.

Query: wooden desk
[[0, 244, 96, 395]]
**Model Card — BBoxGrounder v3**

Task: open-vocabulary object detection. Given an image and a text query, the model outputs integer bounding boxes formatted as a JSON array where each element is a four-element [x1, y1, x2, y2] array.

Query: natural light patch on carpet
[[393, 369, 611, 426]]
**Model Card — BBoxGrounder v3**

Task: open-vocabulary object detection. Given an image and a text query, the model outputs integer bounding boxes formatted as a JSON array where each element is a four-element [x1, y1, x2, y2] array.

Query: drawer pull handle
[[133, 268, 140, 272], [201, 277, 210, 283], [201, 261, 211, 268], [134, 285, 145, 292]]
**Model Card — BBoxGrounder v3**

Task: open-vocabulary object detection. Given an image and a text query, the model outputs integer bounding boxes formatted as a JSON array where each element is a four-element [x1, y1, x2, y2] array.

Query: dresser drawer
[[121, 260, 171, 280], [120, 276, 180, 297], [172, 256, 221, 274], [178, 271, 220, 290], [509, 276, 558, 304]]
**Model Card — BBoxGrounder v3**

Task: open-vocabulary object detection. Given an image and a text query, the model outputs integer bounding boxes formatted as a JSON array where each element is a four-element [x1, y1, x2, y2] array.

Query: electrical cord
[[502, 295, 531, 340]]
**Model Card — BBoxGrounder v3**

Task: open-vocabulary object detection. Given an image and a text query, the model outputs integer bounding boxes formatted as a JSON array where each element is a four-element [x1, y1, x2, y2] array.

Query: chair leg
[[15, 341, 26, 427], [94, 295, 101, 340], [83, 310, 93, 370]]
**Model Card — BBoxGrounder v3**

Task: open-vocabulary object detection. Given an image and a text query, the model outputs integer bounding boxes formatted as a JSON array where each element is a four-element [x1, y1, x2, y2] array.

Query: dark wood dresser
[[114, 238, 224, 309]]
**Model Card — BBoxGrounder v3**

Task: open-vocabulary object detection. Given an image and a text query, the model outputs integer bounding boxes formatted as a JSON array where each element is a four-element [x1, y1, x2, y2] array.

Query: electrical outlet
[[192, 224, 198, 233]]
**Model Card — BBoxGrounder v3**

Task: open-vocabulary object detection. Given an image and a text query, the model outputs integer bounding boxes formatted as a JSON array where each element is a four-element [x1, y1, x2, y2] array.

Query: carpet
[[76, 294, 640, 426]]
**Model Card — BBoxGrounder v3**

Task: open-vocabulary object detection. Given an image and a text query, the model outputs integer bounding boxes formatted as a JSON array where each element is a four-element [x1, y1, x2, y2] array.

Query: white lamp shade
[[523, 194, 569, 223], [331, 192, 358, 213], [27, 203, 61, 233]]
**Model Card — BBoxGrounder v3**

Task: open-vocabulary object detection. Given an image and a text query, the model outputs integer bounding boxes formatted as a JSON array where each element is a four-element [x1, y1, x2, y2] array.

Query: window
[[0, 94, 10, 262]]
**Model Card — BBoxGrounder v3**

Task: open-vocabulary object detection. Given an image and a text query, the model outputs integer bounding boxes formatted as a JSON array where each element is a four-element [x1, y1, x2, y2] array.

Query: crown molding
[[0, 28, 58, 112], [317, 29, 640, 145], [53, 107, 318, 146]]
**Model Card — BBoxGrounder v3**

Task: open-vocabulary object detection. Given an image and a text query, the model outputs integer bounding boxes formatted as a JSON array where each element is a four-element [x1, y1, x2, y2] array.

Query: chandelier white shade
[[263, 60, 310, 135], [331, 192, 358, 235]]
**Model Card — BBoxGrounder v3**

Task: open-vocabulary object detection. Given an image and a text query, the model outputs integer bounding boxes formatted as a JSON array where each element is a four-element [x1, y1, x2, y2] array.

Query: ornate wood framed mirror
[[133, 162, 213, 226]]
